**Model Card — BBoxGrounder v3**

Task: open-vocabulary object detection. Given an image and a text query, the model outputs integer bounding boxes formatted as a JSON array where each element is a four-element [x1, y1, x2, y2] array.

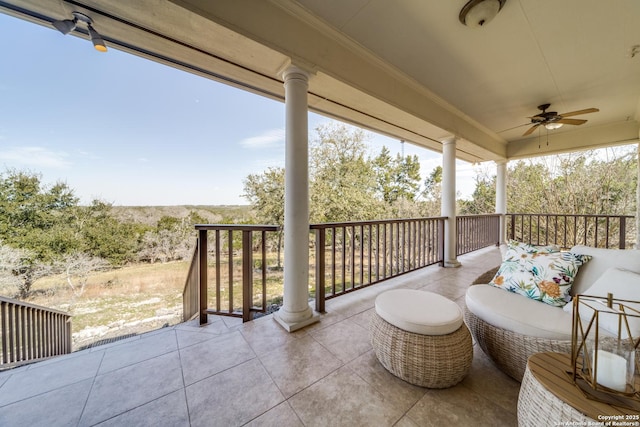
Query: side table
[[518, 352, 640, 427]]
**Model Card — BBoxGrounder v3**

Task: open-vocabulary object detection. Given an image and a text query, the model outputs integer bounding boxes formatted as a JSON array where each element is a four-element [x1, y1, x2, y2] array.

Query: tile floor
[[0, 246, 521, 426]]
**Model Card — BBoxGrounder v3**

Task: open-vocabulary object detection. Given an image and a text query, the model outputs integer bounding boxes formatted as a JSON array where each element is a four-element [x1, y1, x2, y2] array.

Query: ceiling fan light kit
[[459, 0, 506, 28]]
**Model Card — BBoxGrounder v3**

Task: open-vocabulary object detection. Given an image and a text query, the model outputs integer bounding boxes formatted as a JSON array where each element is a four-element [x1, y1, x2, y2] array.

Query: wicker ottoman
[[370, 289, 473, 388]]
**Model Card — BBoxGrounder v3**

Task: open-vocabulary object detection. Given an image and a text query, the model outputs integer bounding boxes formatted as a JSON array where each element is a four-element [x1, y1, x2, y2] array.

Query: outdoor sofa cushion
[[569, 245, 640, 295], [465, 284, 573, 340]]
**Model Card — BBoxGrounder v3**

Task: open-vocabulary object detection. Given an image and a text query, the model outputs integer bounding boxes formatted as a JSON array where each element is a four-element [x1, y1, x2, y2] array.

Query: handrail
[[311, 217, 446, 312], [193, 224, 280, 324], [456, 214, 500, 256], [182, 241, 199, 322], [1, 296, 72, 369], [185, 213, 636, 325], [507, 213, 635, 249]]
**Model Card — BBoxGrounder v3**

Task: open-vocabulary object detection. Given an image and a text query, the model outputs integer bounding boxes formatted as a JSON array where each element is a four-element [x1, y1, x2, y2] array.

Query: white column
[[274, 65, 319, 332], [441, 137, 461, 267], [495, 160, 507, 246]]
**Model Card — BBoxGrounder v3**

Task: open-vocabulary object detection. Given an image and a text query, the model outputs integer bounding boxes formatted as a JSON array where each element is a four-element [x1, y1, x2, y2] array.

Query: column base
[[274, 307, 320, 332], [444, 259, 462, 268]]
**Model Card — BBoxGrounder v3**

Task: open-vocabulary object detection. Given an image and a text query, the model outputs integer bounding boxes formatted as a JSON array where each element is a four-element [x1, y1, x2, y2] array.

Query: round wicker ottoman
[[369, 289, 473, 388]]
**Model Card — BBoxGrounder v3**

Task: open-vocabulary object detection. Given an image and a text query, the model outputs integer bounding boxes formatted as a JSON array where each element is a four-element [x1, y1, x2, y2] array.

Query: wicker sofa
[[464, 245, 640, 382]]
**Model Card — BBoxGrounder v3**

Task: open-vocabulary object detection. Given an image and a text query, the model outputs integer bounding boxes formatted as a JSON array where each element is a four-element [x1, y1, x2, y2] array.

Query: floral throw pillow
[[489, 250, 592, 307], [503, 240, 559, 260]]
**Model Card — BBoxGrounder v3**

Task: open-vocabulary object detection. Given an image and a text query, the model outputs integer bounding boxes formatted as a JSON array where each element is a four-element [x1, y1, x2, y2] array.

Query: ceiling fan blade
[[498, 122, 531, 133], [522, 124, 540, 136], [558, 108, 599, 118], [556, 118, 587, 125]]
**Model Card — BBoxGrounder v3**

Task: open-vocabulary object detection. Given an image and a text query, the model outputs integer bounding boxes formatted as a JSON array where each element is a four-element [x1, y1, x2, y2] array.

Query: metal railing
[[456, 214, 500, 255], [185, 213, 635, 324], [1, 296, 71, 369], [507, 214, 635, 249], [311, 217, 446, 312], [192, 224, 280, 324]]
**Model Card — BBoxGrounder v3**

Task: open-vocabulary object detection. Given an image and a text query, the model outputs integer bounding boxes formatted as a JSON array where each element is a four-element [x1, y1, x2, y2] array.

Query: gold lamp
[[570, 293, 640, 410]]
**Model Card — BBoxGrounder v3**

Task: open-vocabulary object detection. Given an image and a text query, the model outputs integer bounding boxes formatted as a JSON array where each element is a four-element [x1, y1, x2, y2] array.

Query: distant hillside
[[111, 205, 253, 226]]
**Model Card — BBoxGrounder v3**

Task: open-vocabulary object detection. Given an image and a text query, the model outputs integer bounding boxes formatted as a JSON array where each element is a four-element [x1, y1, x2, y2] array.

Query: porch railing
[[182, 241, 200, 322], [507, 213, 635, 249], [1, 296, 71, 369], [192, 224, 280, 324], [456, 214, 501, 256], [311, 217, 446, 312]]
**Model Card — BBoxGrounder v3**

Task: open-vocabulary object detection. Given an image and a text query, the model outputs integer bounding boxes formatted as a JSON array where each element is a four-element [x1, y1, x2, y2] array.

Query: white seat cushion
[[570, 245, 640, 295], [465, 285, 573, 340], [375, 289, 463, 335]]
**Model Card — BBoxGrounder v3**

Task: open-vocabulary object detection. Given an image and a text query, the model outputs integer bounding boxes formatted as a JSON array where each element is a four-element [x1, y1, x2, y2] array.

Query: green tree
[[310, 123, 383, 222], [243, 167, 285, 266], [419, 166, 442, 217], [373, 146, 421, 206], [459, 169, 496, 215]]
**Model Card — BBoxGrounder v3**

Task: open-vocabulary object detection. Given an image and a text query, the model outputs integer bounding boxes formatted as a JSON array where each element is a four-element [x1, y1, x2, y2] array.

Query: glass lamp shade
[[571, 294, 640, 409], [462, 0, 501, 27], [545, 122, 563, 130]]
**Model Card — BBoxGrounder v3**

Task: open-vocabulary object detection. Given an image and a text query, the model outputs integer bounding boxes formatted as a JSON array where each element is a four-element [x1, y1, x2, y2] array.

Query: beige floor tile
[[179, 331, 256, 385], [346, 350, 427, 411], [79, 351, 184, 426], [405, 384, 518, 427], [245, 401, 303, 427], [310, 318, 372, 363], [259, 335, 342, 398], [186, 358, 284, 427], [0, 378, 92, 427], [94, 389, 189, 427], [461, 346, 520, 414], [239, 316, 307, 356], [289, 365, 405, 427]]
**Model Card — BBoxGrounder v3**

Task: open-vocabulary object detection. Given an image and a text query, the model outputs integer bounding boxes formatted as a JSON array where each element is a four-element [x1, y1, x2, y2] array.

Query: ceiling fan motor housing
[[532, 103, 559, 124]]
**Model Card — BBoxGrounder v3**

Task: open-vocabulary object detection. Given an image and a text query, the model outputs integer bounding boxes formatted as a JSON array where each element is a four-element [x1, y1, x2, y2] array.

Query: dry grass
[[27, 261, 190, 350]]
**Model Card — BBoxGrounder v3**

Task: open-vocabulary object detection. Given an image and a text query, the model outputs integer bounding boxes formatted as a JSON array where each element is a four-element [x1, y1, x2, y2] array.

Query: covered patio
[[0, 1, 639, 425], [0, 247, 519, 426], [1, 0, 638, 332]]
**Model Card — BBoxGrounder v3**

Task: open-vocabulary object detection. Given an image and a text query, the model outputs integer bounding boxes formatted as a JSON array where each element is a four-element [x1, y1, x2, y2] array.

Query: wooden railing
[[1, 296, 71, 369], [311, 217, 445, 312], [192, 224, 280, 324], [507, 213, 635, 249], [456, 214, 500, 256], [182, 242, 200, 322]]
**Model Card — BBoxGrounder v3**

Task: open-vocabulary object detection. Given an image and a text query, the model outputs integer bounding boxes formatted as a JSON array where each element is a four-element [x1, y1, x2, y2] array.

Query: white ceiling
[[2, 0, 639, 162], [295, 0, 640, 143]]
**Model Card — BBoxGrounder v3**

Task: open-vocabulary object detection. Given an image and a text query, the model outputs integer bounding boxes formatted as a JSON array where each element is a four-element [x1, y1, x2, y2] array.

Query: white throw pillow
[[563, 267, 640, 339]]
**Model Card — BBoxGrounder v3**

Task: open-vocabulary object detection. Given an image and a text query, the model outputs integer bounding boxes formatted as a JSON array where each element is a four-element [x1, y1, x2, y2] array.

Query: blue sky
[[0, 13, 478, 206]]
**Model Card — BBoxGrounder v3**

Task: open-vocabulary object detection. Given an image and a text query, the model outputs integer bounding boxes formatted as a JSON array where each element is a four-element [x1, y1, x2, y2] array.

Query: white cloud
[[0, 146, 71, 169], [240, 128, 285, 149]]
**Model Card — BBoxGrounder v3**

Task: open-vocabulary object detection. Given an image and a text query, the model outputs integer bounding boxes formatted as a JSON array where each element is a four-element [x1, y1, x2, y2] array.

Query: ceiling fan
[[522, 103, 599, 136]]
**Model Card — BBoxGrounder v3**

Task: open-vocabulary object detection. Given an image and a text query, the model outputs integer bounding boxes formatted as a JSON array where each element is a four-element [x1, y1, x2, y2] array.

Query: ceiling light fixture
[[52, 11, 107, 52], [459, 0, 506, 28], [544, 122, 563, 130]]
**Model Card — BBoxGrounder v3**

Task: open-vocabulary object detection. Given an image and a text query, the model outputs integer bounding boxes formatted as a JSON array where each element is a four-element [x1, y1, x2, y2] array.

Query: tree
[[310, 123, 383, 222], [0, 241, 52, 298], [459, 167, 495, 215], [243, 167, 285, 267], [373, 147, 421, 207], [57, 252, 109, 298], [419, 166, 443, 217]]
